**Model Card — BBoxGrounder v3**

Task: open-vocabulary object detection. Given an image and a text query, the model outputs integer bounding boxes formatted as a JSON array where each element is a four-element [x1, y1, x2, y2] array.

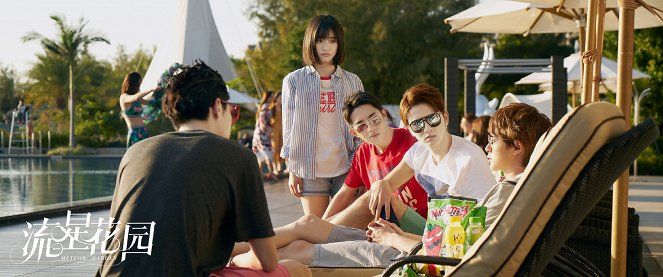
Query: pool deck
[[0, 176, 661, 276]]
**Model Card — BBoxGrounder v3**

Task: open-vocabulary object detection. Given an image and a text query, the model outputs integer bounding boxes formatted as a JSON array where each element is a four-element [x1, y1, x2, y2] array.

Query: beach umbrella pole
[[582, 0, 599, 104], [613, 0, 636, 275], [591, 0, 606, 102]]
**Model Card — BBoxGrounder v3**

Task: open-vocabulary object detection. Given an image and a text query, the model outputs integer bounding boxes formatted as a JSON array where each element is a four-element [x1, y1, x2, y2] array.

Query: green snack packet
[[418, 195, 477, 276]]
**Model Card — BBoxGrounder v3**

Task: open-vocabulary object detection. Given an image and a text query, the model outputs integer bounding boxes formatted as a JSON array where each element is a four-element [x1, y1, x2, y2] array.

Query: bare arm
[[231, 237, 278, 272], [368, 159, 415, 219], [120, 86, 160, 106], [323, 184, 361, 219]]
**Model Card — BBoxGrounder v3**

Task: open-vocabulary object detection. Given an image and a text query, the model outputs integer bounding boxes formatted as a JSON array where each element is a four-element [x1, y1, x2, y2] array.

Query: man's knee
[[278, 240, 314, 264], [295, 214, 322, 227], [282, 240, 312, 252]]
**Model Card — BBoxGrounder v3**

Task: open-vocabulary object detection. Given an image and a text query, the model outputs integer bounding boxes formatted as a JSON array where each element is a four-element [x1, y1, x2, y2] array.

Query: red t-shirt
[[345, 128, 428, 217]]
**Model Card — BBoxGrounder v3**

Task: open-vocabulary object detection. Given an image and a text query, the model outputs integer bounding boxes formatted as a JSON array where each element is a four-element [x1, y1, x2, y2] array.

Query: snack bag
[[416, 195, 479, 276]]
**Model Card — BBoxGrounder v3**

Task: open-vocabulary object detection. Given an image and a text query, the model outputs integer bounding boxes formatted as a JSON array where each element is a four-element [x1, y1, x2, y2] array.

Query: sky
[[0, 0, 259, 75]]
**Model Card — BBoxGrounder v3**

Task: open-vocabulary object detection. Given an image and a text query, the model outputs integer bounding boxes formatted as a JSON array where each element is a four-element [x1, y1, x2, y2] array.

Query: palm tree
[[22, 15, 109, 147]]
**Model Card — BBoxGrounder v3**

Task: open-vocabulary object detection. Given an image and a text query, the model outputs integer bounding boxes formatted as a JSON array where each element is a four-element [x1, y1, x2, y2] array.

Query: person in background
[[97, 61, 310, 277], [253, 90, 276, 180], [384, 110, 398, 128], [460, 112, 477, 139], [119, 72, 160, 148], [270, 92, 285, 176], [471, 115, 491, 154], [281, 15, 364, 217]]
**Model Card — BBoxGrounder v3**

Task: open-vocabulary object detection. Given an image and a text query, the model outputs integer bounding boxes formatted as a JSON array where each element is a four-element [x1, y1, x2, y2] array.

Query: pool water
[[0, 158, 120, 217]]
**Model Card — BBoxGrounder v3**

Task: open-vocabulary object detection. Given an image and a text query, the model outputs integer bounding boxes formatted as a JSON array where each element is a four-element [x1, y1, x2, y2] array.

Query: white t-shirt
[[315, 77, 348, 177], [403, 135, 496, 201]]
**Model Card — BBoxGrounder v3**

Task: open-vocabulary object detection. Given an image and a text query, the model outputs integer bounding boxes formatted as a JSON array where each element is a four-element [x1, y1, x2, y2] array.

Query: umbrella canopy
[[444, 0, 662, 35], [516, 52, 650, 92]]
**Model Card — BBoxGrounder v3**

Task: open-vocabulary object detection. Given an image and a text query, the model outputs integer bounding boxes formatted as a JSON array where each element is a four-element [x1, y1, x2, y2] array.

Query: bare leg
[[277, 241, 315, 265], [301, 195, 329, 217], [328, 193, 409, 229], [232, 214, 334, 256], [279, 259, 312, 277], [328, 192, 373, 229]]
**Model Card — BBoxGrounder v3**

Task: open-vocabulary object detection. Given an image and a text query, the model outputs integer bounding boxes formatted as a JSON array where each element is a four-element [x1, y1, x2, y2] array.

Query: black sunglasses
[[408, 113, 442, 133]]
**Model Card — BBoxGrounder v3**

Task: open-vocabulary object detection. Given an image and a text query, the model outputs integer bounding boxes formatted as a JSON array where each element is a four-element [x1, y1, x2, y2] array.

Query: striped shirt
[[281, 65, 364, 179]]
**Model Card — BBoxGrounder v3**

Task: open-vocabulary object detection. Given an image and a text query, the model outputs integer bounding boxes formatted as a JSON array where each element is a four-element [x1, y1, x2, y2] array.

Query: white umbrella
[[445, 0, 663, 35], [516, 52, 650, 92]]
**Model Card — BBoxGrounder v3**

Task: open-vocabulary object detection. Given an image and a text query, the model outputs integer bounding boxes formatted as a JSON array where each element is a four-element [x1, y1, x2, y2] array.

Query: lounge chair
[[380, 103, 658, 276]]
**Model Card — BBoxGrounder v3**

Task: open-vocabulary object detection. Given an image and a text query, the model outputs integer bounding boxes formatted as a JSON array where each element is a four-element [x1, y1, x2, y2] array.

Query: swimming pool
[[0, 158, 120, 217]]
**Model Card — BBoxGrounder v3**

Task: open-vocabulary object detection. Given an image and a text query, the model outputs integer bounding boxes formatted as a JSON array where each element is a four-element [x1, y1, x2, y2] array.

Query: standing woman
[[120, 72, 159, 148], [270, 92, 284, 175], [252, 90, 275, 180], [281, 15, 364, 217]]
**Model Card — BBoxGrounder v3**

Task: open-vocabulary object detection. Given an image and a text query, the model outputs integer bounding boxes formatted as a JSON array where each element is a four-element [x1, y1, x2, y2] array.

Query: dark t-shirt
[[96, 130, 274, 277]]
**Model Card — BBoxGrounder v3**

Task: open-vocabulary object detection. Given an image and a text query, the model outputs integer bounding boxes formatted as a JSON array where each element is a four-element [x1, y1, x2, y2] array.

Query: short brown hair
[[489, 103, 552, 167], [302, 15, 345, 66], [399, 84, 446, 125]]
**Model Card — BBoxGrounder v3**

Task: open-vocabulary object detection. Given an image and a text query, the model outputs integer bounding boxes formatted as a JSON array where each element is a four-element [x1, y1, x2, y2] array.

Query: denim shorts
[[301, 171, 348, 196]]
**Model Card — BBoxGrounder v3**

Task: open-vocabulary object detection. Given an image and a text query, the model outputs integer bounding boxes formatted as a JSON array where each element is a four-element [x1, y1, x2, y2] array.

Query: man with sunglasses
[[322, 91, 428, 234], [97, 61, 310, 277], [369, 83, 496, 220]]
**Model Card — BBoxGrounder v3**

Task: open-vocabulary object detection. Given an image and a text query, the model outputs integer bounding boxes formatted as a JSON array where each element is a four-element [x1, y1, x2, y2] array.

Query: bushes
[[47, 145, 97, 155], [634, 136, 663, 175]]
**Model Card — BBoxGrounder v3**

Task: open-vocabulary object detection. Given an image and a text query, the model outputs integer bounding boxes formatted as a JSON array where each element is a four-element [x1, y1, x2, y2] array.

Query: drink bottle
[[465, 216, 485, 250]]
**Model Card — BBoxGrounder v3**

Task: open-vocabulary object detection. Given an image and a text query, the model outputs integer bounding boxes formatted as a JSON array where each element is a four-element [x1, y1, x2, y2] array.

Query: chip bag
[[413, 195, 482, 276]]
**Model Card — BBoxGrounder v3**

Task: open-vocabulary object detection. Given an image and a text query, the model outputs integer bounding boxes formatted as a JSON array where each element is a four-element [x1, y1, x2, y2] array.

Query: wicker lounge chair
[[380, 108, 658, 276]]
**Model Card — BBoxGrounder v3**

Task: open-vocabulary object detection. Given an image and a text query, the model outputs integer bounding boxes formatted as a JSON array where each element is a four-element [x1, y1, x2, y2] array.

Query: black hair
[[162, 60, 228, 128]]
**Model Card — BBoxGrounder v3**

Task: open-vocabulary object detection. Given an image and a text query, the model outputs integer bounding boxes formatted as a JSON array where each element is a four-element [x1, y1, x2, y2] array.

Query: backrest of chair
[[517, 118, 658, 276], [449, 102, 626, 276]]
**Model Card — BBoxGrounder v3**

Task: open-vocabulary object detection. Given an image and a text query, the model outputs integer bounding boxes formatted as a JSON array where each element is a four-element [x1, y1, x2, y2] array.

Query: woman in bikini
[[120, 72, 159, 147]]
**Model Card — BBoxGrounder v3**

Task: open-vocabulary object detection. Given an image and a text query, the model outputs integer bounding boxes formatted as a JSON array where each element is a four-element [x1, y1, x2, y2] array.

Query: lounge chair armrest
[[382, 255, 461, 277], [408, 242, 423, 255], [556, 245, 606, 276]]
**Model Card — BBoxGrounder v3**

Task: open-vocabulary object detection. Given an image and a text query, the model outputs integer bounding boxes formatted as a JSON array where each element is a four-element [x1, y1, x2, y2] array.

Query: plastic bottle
[[465, 216, 485, 250], [443, 216, 466, 259]]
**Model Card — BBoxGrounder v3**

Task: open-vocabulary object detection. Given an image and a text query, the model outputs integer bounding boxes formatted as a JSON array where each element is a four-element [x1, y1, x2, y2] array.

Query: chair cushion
[[449, 102, 626, 276]]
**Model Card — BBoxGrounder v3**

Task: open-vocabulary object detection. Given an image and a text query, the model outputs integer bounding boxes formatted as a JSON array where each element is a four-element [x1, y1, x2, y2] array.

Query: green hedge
[[633, 136, 663, 176]]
